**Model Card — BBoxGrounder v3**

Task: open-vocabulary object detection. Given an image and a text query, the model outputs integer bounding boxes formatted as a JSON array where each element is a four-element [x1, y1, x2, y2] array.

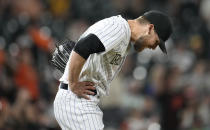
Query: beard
[[133, 36, 148, 52]]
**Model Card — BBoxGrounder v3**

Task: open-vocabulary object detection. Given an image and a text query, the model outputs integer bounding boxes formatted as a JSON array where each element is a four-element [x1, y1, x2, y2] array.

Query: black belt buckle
[[60, 83, 97, 96]]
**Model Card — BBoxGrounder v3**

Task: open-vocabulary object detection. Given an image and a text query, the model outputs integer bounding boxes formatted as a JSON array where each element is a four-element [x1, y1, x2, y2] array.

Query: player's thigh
[[81, 107, 104, 130], [54, 93, 66, 129], [54, 89, 104, 130], [69, 96, 104, 130]]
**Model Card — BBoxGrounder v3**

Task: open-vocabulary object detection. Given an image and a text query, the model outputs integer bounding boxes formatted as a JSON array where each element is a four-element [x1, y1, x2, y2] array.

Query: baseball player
[[53, 10, 173, 130]]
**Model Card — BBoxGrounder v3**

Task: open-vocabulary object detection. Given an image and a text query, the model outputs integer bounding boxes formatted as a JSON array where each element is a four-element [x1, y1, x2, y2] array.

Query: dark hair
[[136, 16, 150, 25]]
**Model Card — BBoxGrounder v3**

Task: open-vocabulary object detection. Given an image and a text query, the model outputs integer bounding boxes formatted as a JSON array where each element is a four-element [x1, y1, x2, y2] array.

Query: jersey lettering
[[110, 53, 122, 65]]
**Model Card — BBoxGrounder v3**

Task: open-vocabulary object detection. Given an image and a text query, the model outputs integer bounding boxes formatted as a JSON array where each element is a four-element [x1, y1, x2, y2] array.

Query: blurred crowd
[[0, 0, 210, 130]]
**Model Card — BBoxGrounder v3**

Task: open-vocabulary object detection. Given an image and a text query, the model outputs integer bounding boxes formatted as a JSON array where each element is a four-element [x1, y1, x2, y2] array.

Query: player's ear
[[148, 24, 154, 35]]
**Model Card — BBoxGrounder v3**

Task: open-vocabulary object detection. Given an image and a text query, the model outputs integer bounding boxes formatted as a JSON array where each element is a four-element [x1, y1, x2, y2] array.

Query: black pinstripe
[[77, 96, 86, 130], [73, 91, 82, 130], [102, 25, 123, 50], [87, 98, 97, 130], [58, 90, 66, 129], [64, 90, 71, 129], [99, 23, 118, 40], [94, 18, 114, 36], [80, 99, 88, 130], [61, 90, 69, 129], [54, 94, 63, 129], [69, 92, 77, 130]]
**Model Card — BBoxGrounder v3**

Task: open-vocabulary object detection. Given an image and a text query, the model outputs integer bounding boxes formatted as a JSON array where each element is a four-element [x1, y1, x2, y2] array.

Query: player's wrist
[[69, 82, 78, 89]]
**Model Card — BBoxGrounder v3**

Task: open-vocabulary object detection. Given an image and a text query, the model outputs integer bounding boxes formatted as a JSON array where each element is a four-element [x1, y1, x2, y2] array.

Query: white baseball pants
[[54, 85, 104, 130]]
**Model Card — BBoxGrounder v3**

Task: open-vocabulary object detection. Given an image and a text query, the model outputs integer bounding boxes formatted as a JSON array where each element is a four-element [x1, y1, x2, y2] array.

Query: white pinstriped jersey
[[60, 15, 131, 96]]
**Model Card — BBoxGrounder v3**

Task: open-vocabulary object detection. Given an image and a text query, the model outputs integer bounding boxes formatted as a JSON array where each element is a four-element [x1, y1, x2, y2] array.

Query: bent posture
[[53, 10, 173, 130]]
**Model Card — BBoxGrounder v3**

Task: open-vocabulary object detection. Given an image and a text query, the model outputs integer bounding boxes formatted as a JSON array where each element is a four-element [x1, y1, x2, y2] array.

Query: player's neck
[[128, 19, 148, 42], [128, 20, 136, 42]]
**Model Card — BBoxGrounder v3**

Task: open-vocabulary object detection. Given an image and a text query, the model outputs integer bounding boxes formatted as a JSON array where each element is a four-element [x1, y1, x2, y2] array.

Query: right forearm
[[68, 51, 86, 85], [68, 51, 95, 100]]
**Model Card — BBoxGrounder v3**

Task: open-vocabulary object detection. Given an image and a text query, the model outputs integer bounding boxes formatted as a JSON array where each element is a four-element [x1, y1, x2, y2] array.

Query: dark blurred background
[[0, 0, 210, 130]]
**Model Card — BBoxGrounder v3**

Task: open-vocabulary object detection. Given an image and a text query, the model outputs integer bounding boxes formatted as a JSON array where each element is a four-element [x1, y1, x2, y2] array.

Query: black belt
[[60, 83, 97, 96]]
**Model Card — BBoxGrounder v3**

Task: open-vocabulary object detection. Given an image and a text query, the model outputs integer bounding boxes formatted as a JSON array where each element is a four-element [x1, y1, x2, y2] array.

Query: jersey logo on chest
[[110, 53, 122, 65]]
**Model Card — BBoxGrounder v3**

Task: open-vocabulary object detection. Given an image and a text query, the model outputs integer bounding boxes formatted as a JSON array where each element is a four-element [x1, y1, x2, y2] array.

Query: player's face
[[134, 25, 160, 52]]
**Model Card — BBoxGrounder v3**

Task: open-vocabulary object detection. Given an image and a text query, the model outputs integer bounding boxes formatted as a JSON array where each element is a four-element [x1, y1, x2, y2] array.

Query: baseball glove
[[51, 38, 76, 73]]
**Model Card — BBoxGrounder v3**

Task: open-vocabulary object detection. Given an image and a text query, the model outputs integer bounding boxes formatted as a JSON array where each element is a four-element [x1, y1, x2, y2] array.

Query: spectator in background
[[14, 48, 39, 100], [157, 67, 185, 130]]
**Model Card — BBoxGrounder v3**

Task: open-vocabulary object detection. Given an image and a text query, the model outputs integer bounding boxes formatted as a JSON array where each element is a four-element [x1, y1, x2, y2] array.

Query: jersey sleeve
[[91, 19, 126, 54]]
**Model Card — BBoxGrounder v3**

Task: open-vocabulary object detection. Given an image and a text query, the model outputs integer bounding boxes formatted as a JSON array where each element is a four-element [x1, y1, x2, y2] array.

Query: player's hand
[[70, 81, 96, 100]]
